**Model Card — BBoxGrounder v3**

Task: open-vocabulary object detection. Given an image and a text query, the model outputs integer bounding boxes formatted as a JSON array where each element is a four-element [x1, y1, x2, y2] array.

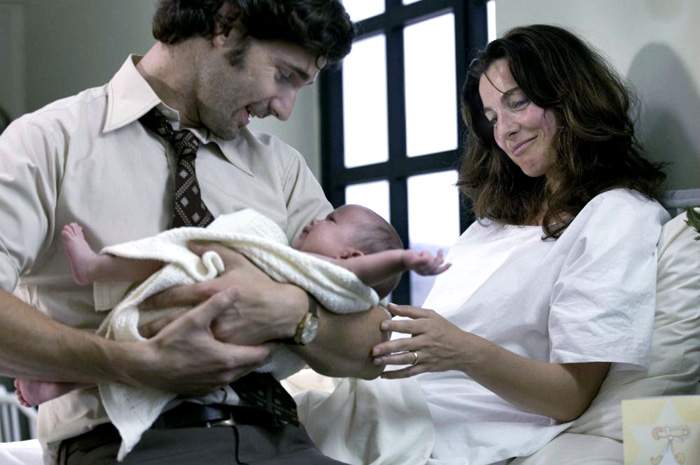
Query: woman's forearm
[[457, 332, 610, 421], [375, 304, 610, 422]]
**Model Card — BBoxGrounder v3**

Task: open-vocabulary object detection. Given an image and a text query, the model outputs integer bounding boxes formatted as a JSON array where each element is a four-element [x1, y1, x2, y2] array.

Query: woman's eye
[[509, 97, 530, 110]]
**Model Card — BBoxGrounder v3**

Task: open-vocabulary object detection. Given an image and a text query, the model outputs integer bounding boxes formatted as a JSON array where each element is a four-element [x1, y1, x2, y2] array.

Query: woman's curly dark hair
[[458, 24, 666, 238], [152, 0, 354, 65]]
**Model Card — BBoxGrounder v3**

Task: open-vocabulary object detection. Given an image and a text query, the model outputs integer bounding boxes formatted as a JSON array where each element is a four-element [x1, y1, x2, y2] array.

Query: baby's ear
[[338, 247, 364, 260]]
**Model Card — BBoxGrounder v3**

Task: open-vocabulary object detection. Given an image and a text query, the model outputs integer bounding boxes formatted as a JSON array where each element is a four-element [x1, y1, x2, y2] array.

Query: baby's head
[[294, 205, 403, 258], [293, 204, 404, 295]]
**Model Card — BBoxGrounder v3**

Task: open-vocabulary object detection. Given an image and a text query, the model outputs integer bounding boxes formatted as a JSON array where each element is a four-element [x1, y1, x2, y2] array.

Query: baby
[[16, 204, 448, 406]]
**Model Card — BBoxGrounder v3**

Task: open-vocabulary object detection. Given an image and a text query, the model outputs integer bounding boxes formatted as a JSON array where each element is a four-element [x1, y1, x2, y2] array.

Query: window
[[321, 0, 488, 305]]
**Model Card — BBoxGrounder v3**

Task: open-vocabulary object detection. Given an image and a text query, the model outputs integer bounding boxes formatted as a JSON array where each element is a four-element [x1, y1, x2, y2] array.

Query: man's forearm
[[0, 288, 269, 395], [291, 297, 389, 380], [0, 289, 127, 383]]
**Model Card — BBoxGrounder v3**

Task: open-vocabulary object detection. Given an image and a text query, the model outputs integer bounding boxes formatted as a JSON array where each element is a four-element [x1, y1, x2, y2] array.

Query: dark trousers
[[58, 422, 350, 465]]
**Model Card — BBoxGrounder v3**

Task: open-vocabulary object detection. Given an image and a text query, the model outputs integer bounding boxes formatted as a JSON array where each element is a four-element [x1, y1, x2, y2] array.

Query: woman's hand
[[372, 303, 471, 378], [373, 305, 610, 422]]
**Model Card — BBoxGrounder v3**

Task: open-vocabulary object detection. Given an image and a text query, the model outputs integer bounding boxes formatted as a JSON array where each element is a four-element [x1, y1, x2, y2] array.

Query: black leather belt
[[151, 403, 233, 429], [151, 402, 273, 429], [60, 403, 271, 459]]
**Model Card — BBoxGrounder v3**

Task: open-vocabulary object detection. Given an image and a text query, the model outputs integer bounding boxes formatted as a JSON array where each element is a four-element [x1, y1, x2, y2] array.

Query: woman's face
[[478, 58, 558, 178]]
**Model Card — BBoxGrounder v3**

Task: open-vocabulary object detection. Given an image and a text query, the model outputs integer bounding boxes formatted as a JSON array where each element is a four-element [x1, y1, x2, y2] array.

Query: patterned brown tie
[[139, 108, 214, 228], [230, 372, 299, 427], [140, 108, 299, 427]]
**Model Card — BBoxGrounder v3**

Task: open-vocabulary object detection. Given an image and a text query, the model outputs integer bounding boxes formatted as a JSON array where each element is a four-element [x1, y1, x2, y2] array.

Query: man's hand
[[141, 242, 389, 381], [142, 242, 306, 345], [132, 289, 272, 395]]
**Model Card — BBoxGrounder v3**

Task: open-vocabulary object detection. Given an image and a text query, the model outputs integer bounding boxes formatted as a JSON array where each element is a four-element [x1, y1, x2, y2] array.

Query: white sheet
[[296, 378, 435, 465], [0, 440, 42, 465]]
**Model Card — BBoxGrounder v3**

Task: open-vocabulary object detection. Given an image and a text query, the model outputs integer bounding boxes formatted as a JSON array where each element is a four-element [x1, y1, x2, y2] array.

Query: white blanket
[[95, 208, 379, 460]]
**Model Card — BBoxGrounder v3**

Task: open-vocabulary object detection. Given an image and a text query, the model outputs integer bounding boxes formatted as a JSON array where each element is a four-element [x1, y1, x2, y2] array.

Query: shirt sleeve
[[0, 115, 63, 291], [548, 189, 668, 369]]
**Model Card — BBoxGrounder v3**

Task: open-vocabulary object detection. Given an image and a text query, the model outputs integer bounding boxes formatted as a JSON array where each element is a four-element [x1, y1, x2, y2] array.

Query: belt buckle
[[206, 414, 235, 428]]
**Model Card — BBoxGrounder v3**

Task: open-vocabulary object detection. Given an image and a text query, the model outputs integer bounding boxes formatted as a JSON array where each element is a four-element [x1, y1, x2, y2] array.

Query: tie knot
[[140, 108, 200, 159]]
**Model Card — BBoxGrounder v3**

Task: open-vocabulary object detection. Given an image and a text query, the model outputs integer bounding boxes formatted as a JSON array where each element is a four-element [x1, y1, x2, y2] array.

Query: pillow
[[568, 209, 700, 439]]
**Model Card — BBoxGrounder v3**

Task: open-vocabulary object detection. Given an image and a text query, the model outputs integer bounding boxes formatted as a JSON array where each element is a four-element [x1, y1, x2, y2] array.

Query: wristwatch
[[292, 294, 319, 345]]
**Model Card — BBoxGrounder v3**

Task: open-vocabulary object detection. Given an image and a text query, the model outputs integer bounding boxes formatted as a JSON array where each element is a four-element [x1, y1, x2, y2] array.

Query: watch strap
[[290, 293, 319, 345]]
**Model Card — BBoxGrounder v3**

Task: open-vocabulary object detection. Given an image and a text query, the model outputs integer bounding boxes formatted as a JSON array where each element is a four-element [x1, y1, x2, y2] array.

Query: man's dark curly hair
[[152, 0, 354, 65], [458, 24, 666, 238]]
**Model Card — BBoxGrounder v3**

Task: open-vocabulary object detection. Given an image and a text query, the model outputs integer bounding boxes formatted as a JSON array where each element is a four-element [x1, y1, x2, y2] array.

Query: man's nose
[[270, 89, 298, 121]]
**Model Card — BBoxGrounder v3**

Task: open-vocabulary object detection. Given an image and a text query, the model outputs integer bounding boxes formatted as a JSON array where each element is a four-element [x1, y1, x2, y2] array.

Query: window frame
[[320, 0, 488, 304]]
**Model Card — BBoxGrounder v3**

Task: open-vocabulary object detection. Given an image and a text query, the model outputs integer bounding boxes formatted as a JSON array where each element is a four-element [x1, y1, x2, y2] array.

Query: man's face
[[195, 35, 323, 140]]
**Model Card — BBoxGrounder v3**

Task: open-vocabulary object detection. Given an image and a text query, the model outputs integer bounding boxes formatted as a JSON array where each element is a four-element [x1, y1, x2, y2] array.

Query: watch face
[[300, 316, 319, 344]]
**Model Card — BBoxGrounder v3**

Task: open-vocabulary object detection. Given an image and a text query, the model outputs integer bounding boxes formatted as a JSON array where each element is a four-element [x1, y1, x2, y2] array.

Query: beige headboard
[[662, 188, 700, 216]]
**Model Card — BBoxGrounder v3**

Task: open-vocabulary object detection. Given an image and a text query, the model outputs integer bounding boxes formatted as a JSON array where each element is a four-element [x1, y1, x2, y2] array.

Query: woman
[[370, 25, 668, 464]]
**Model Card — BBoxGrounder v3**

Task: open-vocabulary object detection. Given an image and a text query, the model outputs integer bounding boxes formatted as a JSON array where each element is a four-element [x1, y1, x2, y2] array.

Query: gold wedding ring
[[410, 350, 419, 366]]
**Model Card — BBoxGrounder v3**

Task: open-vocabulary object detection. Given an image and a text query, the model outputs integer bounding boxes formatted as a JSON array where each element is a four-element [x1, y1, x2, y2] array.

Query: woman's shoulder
[[581, 188, 668, 220], [565, 188, 670, 238]]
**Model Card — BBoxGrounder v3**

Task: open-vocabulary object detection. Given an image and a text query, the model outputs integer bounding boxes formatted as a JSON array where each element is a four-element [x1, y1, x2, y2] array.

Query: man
[[0, 1, 388, 463]]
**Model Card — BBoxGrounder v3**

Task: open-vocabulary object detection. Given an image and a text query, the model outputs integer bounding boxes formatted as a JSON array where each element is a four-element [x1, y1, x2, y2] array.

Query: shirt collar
[[104, 55, 254, 176], [104, 55, 161, 133]]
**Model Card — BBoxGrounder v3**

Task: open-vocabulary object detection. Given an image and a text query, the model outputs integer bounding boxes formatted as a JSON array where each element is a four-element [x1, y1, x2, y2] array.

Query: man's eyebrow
[[279, 59, 314, 84], [294, 65, 311, 81]]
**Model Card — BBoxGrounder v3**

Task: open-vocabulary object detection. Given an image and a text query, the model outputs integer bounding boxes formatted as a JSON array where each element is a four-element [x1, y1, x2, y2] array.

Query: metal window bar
[[321, 0, 487, 304]]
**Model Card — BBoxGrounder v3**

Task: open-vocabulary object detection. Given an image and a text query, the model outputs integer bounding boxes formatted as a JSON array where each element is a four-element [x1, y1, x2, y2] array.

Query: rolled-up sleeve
[[0, 116, 63, 291]]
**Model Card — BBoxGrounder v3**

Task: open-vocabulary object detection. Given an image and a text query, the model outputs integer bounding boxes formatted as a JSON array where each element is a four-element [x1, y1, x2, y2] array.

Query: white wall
[[496, 0, 700, 190], [0, 0, 321, 176], [20, 0, 156, 111]]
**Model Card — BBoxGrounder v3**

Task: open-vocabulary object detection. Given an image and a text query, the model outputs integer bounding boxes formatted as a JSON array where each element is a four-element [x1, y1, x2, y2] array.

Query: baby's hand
[[403, 249, 450, 275]]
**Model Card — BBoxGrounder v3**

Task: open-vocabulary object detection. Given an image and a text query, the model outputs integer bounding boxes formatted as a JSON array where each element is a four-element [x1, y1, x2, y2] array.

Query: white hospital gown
[[418, 188, 668, 465]]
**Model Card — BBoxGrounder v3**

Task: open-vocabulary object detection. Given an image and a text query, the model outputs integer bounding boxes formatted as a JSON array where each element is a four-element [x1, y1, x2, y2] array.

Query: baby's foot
[[15, 379, 89, 406], [14, 379, 72, 407], [62, 223, 98, 285], [14, 379, 31, 407]]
